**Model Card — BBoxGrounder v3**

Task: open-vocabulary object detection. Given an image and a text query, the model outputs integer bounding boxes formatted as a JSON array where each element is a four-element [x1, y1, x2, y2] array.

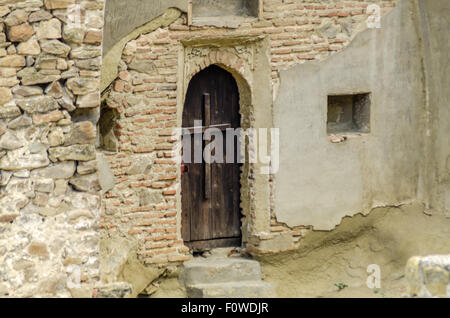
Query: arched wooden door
[[181, 65, 242, 250]]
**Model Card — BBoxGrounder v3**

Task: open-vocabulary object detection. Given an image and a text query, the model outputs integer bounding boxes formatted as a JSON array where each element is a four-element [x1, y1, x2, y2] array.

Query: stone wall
[[101, 0, 398, 268], [406, 255, 450, 298], [1, 0, 447, 298], [0, 0, 105, 297]]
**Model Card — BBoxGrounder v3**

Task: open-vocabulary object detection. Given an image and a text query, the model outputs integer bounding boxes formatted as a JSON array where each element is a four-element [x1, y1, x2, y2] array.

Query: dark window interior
[[327, 93, 371, 134]]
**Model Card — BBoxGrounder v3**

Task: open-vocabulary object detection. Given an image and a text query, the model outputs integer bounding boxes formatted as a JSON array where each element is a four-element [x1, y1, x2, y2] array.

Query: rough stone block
[[27, 241, 50, 258], [0, 152, 50, 171], [28, 10, 52, 23], [76, 92, 100, 108], [180, 258, 262, 286], [138, 188, 163, 206], [0, 55, 26, 68], [19, 70, 61, 86], [66, 77, 99, 95], [70, 46, 102, 59], [97, 153, 115, 194], [406, 255, 450, 298], [0, 131, 22, 150], [37, 18, 62, 40], [4, 9, 29, 27], [8, 114, 33, 129], [63, 25, 85, 44], [77, 160, 97, 175], [84, 29, 102, 44], [49, 144, 96, 162], [17, 39, 41, 56], [16, 95, 59, 113], [41, 40, 71, 57], [12, 85, 43, 97], [0, 68, 17, 78], [0, 6, 11, 19], [34, 178, 55, 193], [127, 59, 156, 74], [31, 161, 76, 179], [64, 121, 97, 146], [0, 105, 21, 119], [0, 87, 12, 105], [69, 173, 101, 192], [33, 110, 64, 125], [186, 281, 275, 298], [7, 23, 35, 42], [96, 282, 133, 298], [44, 0, 76, 10]]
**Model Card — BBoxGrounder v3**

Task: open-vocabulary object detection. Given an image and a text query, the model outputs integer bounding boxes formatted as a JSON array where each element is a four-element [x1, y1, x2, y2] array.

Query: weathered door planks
[[181, 65, 242, 249]]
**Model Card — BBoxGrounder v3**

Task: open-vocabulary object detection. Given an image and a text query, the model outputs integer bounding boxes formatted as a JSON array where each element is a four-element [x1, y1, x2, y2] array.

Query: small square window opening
[[327, 93, 371, 135]]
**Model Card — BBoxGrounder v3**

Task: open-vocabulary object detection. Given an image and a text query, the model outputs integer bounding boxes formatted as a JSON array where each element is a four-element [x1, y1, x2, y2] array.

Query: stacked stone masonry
[[0, 0, 105, 297], [101, 0, 398, 267], [0, 0, 447, 299]]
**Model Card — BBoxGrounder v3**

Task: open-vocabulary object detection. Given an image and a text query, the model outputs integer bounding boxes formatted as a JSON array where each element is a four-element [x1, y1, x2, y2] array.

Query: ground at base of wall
[[256, 203, 450, 298], [126, 203, 450, 298], [143, 277, 187, 298], [141, 270, 402, 298]]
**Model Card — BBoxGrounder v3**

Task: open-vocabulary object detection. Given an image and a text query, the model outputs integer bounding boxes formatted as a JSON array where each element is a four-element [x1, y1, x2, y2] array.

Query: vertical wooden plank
[[210, 66, 242, 240], [182, 65, 242, 247], [192, 132, 211, 241], [181, 133, 191, 242], [182, 70, 207, 243], [231, 84, 242, 238], [204, 93, 211, 126], [193, 75, 209, 242], [204, 93, 211, 200], [204, 157, 211, 199]]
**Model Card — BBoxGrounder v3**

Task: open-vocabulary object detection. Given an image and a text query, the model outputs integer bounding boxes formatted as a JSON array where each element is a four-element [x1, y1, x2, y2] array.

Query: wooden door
[[181, 65, 242, 250]]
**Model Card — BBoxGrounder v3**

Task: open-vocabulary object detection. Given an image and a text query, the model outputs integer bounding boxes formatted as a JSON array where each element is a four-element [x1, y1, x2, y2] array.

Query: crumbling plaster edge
[[248, 201, 427, 257], [100, 8, 183, 93]]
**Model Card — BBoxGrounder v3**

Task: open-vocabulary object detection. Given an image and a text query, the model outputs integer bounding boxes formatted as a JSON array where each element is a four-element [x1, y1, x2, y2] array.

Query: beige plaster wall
[[273, 0, 426, 230]]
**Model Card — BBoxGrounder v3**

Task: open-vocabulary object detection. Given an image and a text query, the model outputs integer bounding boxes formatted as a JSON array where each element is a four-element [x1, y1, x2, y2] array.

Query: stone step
[[186, 281, 276, 298], [180, 257, 262, 286]]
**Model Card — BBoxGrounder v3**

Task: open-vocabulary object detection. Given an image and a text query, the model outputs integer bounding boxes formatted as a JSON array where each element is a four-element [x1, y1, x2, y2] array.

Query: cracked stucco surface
[[274, 0, 428, 230]]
